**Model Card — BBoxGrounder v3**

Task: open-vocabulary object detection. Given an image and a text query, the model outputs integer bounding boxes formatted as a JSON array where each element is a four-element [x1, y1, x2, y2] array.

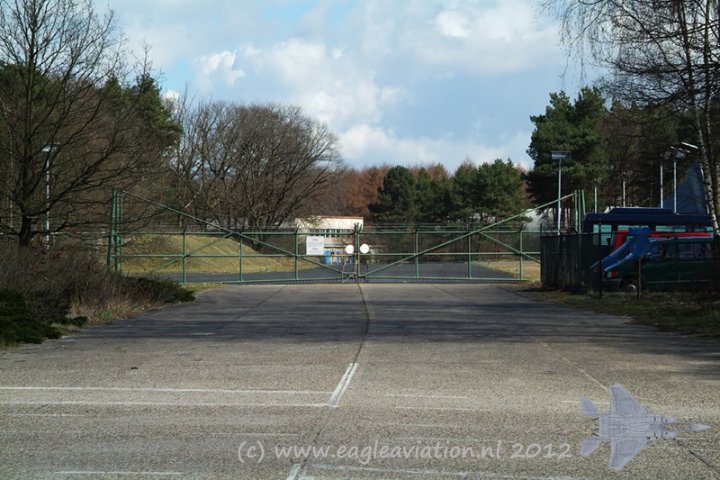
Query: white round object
[[359, 243, 370, 254], [344, 244, 355, 255]]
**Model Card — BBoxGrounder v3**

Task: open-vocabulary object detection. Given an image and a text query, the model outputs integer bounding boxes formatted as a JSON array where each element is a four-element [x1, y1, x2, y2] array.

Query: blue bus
[[582, 207, 713, 253]]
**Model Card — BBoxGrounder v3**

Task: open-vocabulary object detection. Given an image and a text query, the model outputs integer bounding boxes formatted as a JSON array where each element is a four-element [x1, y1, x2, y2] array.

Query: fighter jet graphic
[[580, 384, 710, 471]]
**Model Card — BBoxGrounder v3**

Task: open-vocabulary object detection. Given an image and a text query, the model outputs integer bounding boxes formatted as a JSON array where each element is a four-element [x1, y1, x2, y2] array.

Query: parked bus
[[602, 234, 715, 292], [582, 207, 713, 255]]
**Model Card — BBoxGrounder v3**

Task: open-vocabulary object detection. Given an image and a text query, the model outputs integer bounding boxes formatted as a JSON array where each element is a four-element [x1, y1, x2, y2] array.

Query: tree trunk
[[18, 215, 33, 247]]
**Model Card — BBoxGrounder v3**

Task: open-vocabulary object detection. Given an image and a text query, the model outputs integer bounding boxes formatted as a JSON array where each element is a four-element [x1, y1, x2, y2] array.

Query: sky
[[104, 0, 588, 172]]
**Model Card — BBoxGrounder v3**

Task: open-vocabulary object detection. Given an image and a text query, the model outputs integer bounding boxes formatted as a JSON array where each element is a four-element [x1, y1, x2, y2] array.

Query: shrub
[[0, 240, 194, 345], [0, 290, 61, 344]]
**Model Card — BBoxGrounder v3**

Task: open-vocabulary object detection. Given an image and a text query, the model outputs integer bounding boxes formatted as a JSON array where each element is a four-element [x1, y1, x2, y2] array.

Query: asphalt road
[[0, 284, 718, 479], [156, 262, 515, 284]]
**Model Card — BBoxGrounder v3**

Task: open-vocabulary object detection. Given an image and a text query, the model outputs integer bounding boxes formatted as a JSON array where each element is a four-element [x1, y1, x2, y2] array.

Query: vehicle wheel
[[620, 279, 639, 293]]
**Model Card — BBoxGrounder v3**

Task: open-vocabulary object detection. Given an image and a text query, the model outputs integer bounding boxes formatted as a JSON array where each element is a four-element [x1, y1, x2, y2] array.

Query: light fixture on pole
[[592, 179, 598, 213], [41, 144, 59, 249], [551, 151, 570, 234], [669, 143, 698, 214], [660, 152, 669, 209]]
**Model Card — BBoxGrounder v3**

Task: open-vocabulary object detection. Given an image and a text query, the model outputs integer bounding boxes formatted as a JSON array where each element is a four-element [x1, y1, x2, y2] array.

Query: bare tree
[[170, 100, 342, 230], [0, 0, 171, 246], [546, 0, 720, 232]]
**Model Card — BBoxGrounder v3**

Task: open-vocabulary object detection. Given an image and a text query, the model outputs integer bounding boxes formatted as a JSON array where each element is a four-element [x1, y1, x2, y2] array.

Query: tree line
[[525, 87, 708, 213], [2, 0, 719, 248]]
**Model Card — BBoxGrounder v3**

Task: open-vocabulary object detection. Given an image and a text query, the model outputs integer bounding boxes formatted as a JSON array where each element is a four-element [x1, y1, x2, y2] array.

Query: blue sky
[[106, 0, 588, 171]]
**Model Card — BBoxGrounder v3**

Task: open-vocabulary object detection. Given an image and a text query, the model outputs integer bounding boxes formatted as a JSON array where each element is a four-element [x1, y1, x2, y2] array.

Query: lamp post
[[42, 144, 59, 249], [592, 179, 598, 213], [551, 151, 570, 234], [669, 143, 698, 214], [660, 152, 668, 208], [673, 149, 684, 213]]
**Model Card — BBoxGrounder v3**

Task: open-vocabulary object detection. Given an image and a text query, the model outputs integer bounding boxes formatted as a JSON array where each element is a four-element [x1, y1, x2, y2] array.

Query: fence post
[[239, 235, 244, 282], [598, 221, 603, 298], [294, 228, 299, 281], [117, 191, 123, 273], [107, 189, 117, 270], [414, 227, 419, 279], [467, 226, 472, 279], [181, 229, 187, 284], [519, 228, 524, 280], [355, 224, 361, 283]]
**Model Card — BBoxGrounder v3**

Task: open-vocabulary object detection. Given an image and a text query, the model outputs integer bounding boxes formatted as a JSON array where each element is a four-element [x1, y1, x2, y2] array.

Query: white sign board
[[306, 236, 325, 255]]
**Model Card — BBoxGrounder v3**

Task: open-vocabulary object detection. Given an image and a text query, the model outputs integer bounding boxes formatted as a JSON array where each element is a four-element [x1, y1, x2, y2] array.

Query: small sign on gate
[[306, 236, 325, 255]]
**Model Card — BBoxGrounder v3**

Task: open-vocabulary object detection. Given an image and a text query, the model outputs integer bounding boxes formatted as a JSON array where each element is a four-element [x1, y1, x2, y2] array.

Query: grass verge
[[122, 234, 315, 274], [1, 243, 196, 347], [533, 289, 720, 338], [480, 259, 541, 282]]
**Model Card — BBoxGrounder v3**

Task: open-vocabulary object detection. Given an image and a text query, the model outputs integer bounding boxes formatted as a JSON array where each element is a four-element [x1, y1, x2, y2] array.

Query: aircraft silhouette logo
[[580, 384, 710, 471]]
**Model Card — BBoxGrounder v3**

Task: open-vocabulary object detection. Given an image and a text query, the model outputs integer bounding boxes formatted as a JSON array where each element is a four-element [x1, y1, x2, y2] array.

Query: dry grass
[[122, 234, 314, 274], [479, 259, 541, 282], [0, 241, 193, 344], [535, 290, 720, 338]]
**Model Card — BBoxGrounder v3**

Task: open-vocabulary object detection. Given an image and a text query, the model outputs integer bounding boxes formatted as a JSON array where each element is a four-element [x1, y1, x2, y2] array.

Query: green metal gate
[[106, 190, 584, 285]]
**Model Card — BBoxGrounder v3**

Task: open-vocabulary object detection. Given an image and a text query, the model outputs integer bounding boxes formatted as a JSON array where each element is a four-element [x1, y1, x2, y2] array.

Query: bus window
[[593, 224, 612, 245], [678, 241, 713, 260]]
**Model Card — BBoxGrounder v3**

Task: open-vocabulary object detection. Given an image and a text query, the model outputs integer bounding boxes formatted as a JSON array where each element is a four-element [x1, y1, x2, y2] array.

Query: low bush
[[0, 240, 194, 346]]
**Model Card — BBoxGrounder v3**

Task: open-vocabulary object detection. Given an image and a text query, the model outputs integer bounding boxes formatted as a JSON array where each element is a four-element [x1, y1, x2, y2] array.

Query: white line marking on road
[[394, 406, 484, 412], [385, 393, 471, 399], [285, 463, 303, 480], [381, 422, 453, 428], [1, 401, 328, 408], [329, 362, 358, 407], [56, 471, 182, 477], [0, 386, 330, 395], [3, 413, 86, 417], [312, 463, 582, 479]]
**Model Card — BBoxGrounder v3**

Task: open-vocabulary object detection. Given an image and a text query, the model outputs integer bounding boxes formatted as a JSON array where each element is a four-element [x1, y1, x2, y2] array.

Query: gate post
[[238, 235, 244, 282], [414, 227, 419, 279], [181, 228, 187, 284], [116, 191, 124, 273], [294, 228, 299, 281], [467, 225, 472, 279], [354, 224, 361, 283], [519, 227, 524, 280], [107, 189, 118, 270]]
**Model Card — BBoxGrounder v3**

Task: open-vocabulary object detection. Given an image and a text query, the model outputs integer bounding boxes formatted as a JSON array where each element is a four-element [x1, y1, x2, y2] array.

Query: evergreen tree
[[526, 88, 608, 205], [476, 160, 526, 219], [370, 166, 417, 223]]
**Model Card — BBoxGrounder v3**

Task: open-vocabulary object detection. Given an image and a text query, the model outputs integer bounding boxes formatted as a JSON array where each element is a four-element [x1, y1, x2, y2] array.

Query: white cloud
[[194, 51, 245, 91], [338, 123, 523, 171], [435, 10, 471, 39], [105, 0, 564, 170], [197, 38, 406, 130], [350, 0, 561, 75]]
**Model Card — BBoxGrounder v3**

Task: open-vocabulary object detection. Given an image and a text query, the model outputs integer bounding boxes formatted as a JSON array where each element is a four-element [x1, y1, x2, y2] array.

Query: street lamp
[[669, 143, 698, 214], [42, 143, 59, 249], [592, 179, 598, 213], [660, 152, 669, 209], [551, 151, 570, 234]]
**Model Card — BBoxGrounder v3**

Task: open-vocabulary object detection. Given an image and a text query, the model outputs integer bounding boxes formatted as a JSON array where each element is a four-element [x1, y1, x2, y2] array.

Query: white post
[[552, 151, 569, 235], [42, 144, 58, 250], [45, 161, 50, 247], [660, 155, 664, 208], [673, 156, 677, 214], [557, 159, 562, 234], [593, 182, 598, 212]]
